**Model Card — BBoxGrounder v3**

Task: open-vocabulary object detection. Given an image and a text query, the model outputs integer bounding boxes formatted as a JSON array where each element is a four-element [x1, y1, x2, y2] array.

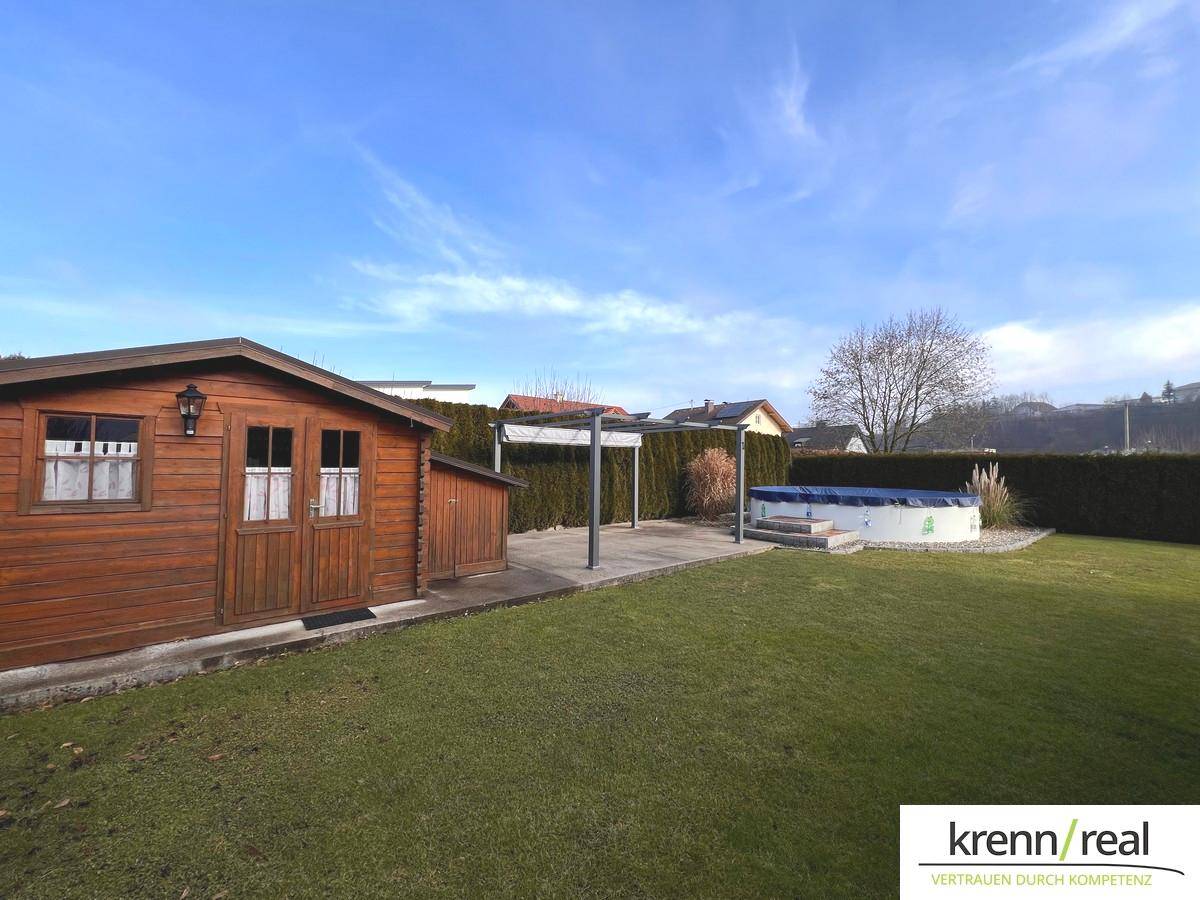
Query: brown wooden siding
[[0, 359, 426, 671], [426, 462, 511, 581], [371, 419, 420, 604], [453, 474, 508, 575]]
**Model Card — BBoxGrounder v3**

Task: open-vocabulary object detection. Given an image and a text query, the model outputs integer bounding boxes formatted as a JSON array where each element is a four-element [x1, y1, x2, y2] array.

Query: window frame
[[20, 408, 155, 515], [242, 423, 296, 524], [317, 427, 362, 519]]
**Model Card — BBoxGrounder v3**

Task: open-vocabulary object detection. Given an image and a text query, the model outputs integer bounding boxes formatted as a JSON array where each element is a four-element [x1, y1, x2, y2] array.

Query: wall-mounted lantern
[[175, 384, 207, 436]]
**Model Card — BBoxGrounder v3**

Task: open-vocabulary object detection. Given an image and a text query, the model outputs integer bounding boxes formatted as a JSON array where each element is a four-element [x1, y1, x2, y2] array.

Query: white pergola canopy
[[500, 423, 642, 448], [490, 408, 746, 570]]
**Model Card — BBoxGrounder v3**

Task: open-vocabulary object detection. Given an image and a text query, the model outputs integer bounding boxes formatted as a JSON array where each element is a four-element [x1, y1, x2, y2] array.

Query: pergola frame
[[490, 409, 747, 569]]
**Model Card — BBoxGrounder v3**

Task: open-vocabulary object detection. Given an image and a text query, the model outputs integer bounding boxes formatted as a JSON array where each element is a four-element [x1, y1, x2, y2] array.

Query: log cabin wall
[[0, 358, 428, 671]]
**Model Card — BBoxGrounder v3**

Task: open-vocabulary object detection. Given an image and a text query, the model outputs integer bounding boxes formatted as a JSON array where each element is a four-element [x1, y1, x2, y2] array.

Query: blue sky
[[2, 1, 1199, 423]]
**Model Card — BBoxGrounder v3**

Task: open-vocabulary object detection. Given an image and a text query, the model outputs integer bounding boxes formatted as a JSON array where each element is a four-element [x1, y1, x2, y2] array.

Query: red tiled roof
[[500, 394, 628, 416]]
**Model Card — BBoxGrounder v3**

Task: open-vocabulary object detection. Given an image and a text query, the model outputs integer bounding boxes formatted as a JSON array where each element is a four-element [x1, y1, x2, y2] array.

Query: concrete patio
[[1, 520, 771, 710]]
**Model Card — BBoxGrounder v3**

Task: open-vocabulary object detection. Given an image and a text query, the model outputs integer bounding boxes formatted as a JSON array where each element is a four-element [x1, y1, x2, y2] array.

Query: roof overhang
[[753, 400, 791, 432], [0, 337, 453, 432], [430, 452, 528, 487]]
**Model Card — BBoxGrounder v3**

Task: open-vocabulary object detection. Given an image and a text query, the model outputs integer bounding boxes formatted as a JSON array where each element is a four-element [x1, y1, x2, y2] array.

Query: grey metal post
[[1124, 402, 1131, 453], [631, 445, 640, 529], [588, 411, 602, 568], [493, 423, 502, 472], [734, 425, 746, 543]]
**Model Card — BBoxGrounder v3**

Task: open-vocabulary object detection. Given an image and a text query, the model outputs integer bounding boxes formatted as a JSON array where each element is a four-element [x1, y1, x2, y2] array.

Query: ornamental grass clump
[[965, 461, 1028, 528], [685, 447, 737, 521]]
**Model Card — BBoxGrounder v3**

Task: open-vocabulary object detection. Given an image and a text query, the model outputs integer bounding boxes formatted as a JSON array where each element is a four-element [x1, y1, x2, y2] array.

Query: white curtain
[[244, 467, 292, 521], [319, 467, 360, 516], [42, 439, 137, 501]]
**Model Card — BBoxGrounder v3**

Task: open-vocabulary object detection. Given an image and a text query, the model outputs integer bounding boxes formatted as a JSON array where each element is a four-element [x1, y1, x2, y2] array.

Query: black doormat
[[300, 608, 377, 631]]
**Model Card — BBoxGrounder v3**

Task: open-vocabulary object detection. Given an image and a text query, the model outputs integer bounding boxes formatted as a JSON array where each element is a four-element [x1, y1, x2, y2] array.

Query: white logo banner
[[901, 805, 1198, 899]]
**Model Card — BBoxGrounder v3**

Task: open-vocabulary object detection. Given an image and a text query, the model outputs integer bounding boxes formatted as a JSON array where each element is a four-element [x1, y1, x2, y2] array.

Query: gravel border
[[685, 515, 1055, 555], [838, 526, 1055, 555]]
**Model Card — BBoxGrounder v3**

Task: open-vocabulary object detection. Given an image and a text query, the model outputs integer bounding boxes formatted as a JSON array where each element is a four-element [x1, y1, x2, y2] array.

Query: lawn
[[2, 535, 1198, 898]]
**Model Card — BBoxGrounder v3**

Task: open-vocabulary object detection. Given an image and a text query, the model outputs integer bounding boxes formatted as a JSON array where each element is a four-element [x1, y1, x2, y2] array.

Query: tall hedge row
[[417, 400, 791, 534], [787, 453, 1200, 544]]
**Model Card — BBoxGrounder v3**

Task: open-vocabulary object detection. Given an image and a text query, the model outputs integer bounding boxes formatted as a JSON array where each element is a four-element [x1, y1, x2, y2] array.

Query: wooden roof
[[430, 452, 528, 487], [0, 337, 453, 432]]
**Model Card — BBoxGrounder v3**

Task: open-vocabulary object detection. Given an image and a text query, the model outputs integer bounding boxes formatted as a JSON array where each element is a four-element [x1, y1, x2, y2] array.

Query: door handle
[[308, 498, 320, 517], [448, 498, 458, 504]]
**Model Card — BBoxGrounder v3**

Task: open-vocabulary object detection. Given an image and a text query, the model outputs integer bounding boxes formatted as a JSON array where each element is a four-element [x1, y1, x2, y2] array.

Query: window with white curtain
[[318, 429, 360, 517], [39, 414, 141, 503], [243, 426, 293, 522]]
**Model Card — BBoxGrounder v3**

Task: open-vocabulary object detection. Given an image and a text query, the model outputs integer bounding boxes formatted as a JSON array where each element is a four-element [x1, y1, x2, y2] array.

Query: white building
[[360, 380, 476, 403]]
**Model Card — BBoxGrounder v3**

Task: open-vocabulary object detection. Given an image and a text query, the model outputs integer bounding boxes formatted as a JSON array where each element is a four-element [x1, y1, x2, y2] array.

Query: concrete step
[[741, 526, 860, 550], [756, 515, 833, 534]]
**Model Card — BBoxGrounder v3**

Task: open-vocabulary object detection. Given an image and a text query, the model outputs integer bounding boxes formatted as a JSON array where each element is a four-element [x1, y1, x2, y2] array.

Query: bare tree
[[808, 308, 994, 453], [514, 368, 599, 403], [2, 352, 26, 360], [987, 391, 1054, 414]]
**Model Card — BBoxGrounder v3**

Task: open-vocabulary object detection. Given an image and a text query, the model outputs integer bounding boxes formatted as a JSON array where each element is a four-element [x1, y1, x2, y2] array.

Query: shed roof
[[0, 337, 453, 431], [430, 452, 528, 487]]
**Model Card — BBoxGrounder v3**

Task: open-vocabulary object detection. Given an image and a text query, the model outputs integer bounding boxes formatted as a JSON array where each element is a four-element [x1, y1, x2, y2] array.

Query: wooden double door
[[221, 411, 376, 624]]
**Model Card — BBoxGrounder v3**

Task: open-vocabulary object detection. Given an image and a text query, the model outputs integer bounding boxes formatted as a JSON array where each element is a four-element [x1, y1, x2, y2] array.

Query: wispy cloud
[[357, 145, 504, 269], [946, 164, 997, 224], [1012, 0, 1184, 74], [772, 41, 820, 144], [719, 40, 832, 204], [353, 150, 807, 342], [353, 266, 796, 342]]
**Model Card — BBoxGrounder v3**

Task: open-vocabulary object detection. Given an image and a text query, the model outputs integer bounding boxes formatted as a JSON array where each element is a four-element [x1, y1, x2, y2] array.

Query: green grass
[[2, 535, 1198, 898]]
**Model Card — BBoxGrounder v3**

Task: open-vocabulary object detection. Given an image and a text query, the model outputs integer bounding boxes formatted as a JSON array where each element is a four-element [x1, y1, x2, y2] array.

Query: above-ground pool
[[750, 485, 982, 543]]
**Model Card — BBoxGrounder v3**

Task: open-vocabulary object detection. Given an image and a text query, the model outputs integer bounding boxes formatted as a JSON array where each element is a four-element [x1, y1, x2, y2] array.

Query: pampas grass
[[965, 461, 1029, 528], [685, 448, 737, 520]]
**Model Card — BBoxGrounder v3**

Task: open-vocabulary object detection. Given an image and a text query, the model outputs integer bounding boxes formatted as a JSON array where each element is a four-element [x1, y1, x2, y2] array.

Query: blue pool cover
[[750, 485, 981, 508]]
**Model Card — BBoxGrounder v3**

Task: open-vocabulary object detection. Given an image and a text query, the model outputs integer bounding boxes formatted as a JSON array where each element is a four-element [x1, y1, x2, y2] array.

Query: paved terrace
[[1, 521, 771, 710]]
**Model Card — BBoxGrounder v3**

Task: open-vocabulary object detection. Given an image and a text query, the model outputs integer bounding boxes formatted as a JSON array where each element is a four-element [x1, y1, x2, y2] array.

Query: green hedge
[[787, 453, 1200, 544], [417, 400, 791, 533]]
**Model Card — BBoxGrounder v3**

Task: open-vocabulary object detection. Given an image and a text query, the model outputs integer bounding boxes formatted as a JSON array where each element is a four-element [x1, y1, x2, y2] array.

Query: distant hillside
[[979, 401, 1200, 453]]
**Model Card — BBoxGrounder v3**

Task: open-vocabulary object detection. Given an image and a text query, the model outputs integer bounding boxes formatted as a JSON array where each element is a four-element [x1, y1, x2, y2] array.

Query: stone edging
[[846, 527, 1056, 555]]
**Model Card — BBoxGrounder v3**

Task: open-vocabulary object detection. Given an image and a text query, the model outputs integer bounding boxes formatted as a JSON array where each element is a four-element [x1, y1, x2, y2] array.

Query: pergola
[[490, 409, 747, 569]]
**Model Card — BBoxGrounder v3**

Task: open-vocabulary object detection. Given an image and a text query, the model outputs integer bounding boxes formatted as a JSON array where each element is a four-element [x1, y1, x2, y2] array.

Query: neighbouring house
[[1173, 381, 1200, 403], [785, 424, 867, 453], [360, 380, 476, 403], [500, 393, 628, 416], [0, 338, 525, 672], [1012, 401, 1057, 417], [665, 399, 790, 437]]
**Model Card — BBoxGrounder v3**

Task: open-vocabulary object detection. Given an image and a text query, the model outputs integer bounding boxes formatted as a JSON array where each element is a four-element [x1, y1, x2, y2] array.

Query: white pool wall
[[751, 498, 981, 543]]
